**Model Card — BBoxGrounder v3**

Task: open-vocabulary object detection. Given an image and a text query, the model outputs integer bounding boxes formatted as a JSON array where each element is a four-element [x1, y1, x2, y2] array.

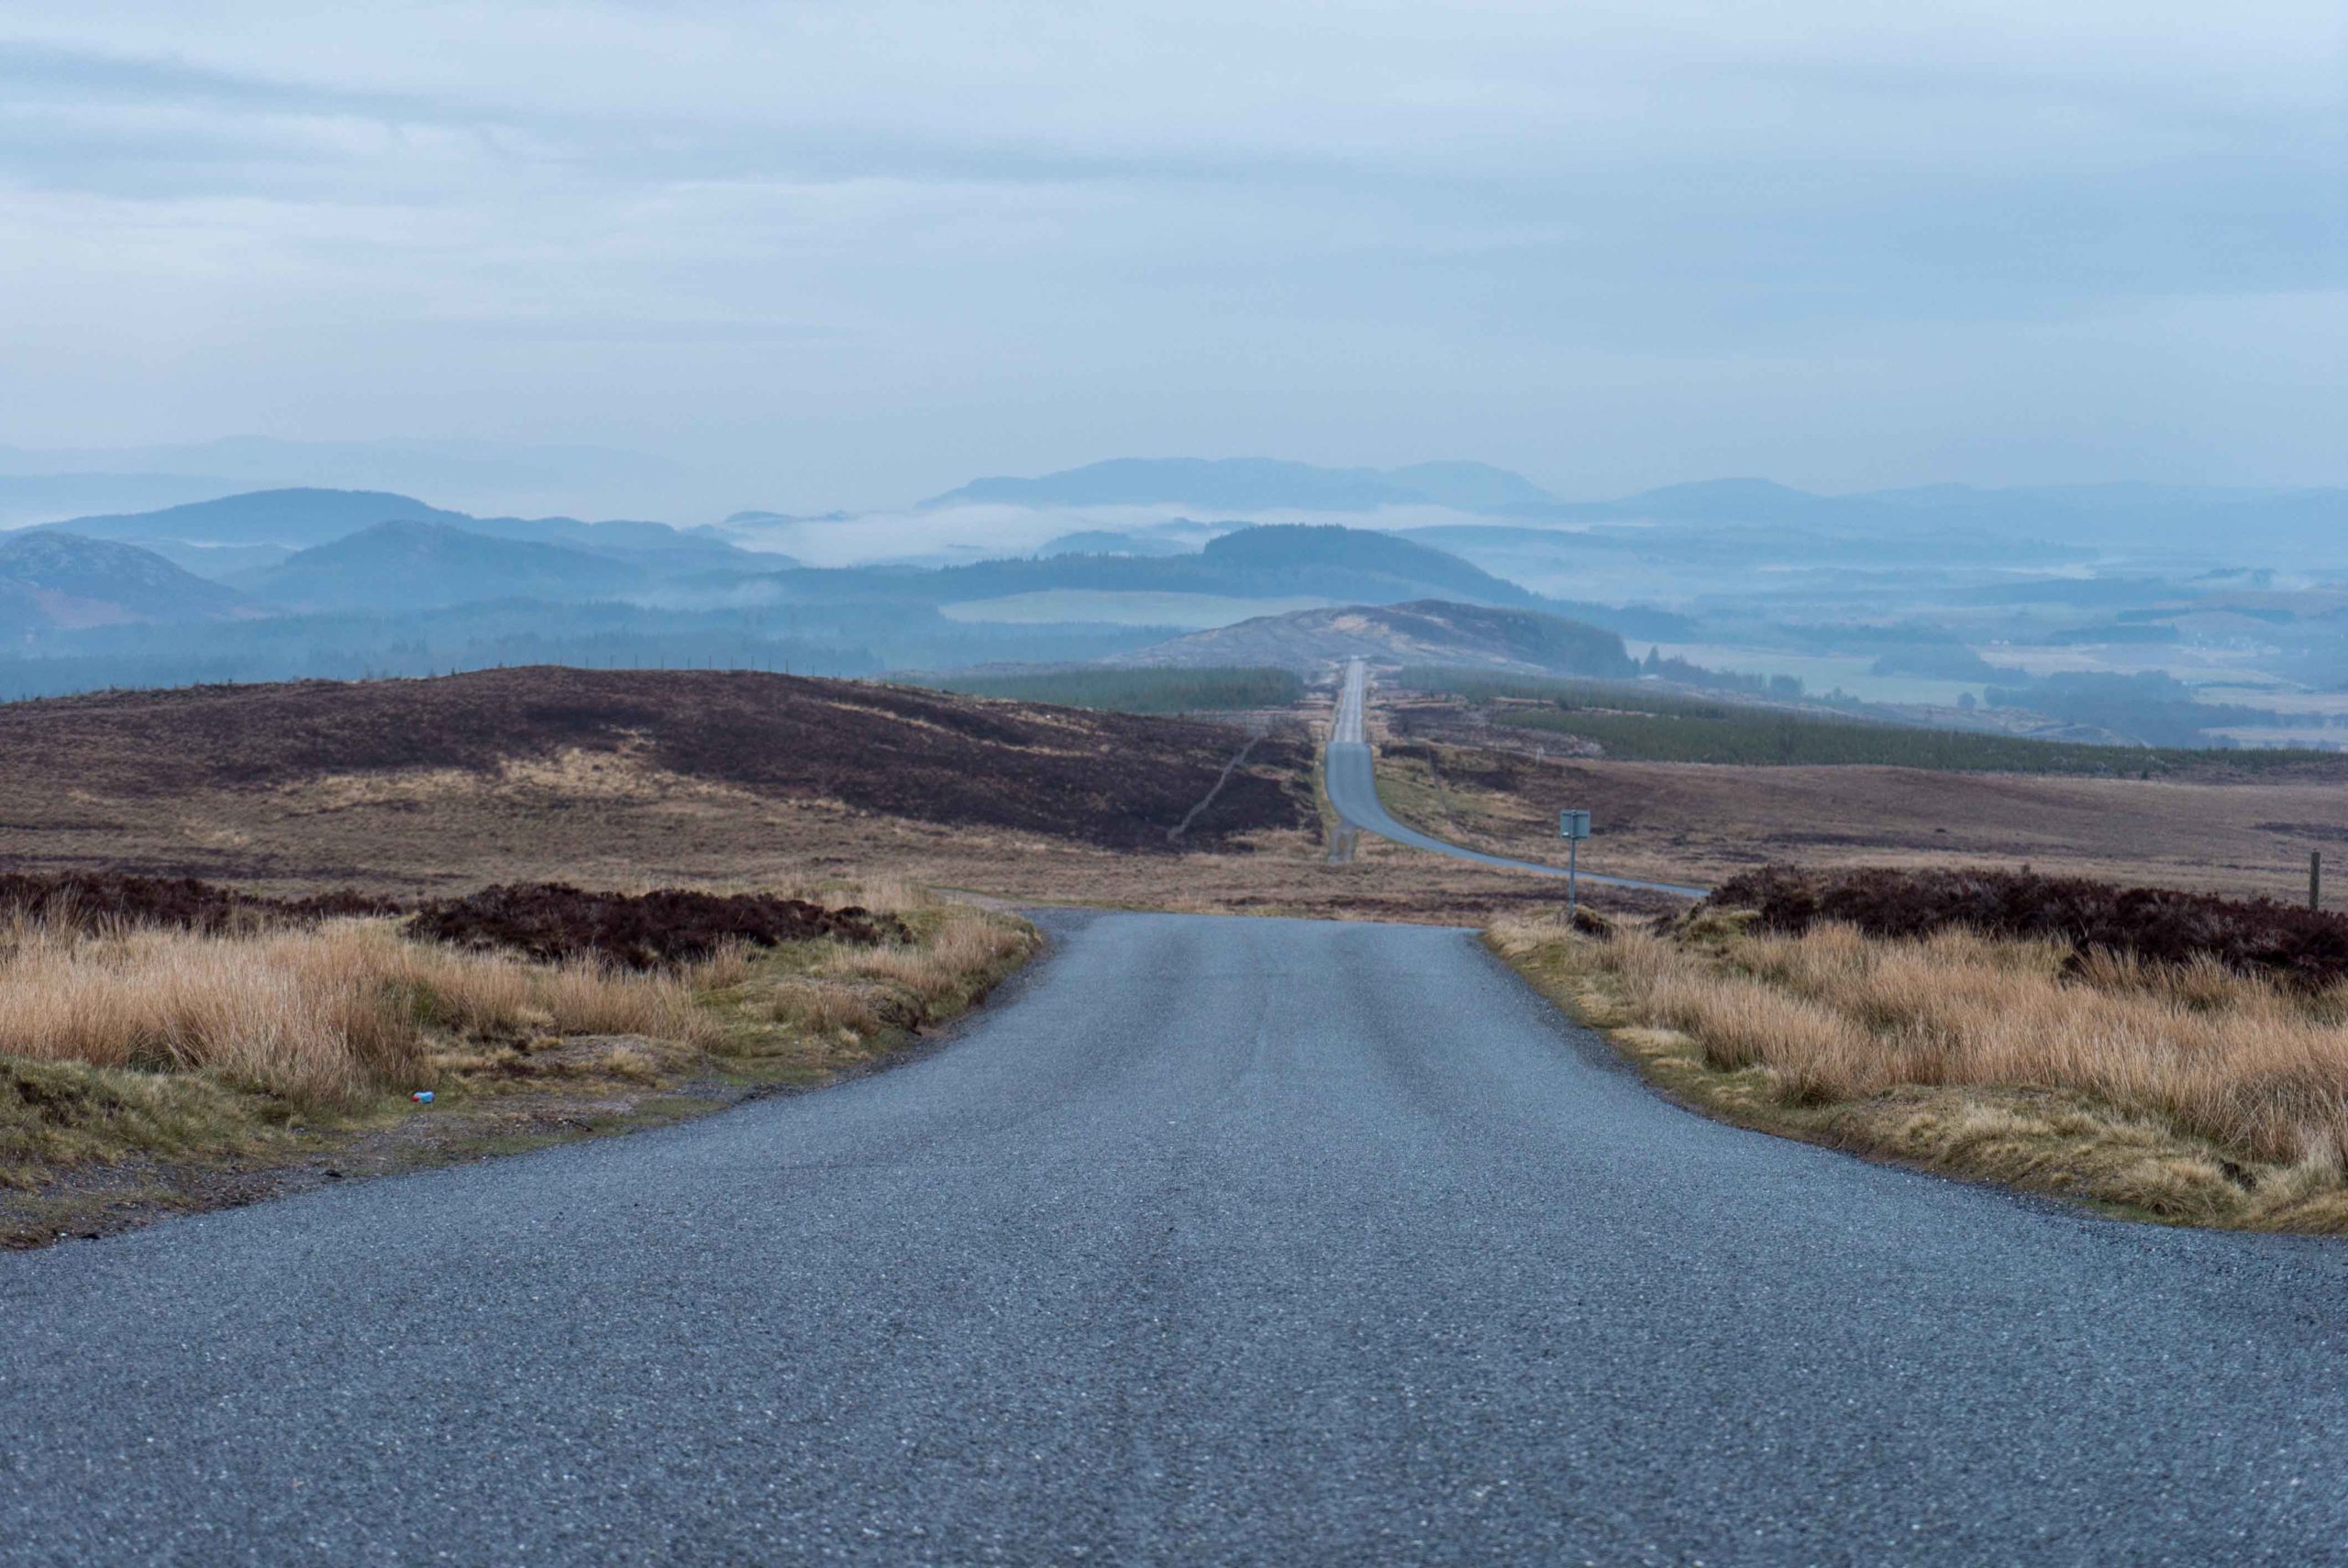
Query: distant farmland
[[1396, 667, 2346, 778], [909, 666, 1304, 715]]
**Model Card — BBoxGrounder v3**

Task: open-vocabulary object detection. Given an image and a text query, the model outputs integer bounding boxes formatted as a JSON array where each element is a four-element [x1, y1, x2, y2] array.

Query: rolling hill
[[1108, 600, 1639, 676], [738, 524, 1551, 613], [247, 521, 645, 611], [0, 531, 250, 633], [51, 488, 470, 547]]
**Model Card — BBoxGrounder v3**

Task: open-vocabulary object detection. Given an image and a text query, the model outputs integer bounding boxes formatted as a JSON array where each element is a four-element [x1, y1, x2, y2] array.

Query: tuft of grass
[[769, 982, 886, 1039], [1490, 911, 2348, 1231], [0, 1056, 292, 1189], [821, 907, 1038, 1013]]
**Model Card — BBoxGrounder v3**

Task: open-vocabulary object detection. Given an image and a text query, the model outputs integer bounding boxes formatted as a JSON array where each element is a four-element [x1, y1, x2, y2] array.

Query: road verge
[[1490, 903, 2348, 1232], [1, 881, 1038, 1248]]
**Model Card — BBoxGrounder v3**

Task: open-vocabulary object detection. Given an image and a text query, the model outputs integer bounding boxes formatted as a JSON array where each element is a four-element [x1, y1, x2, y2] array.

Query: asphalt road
[[6, 911, 2347, 1563], [1324, 658, 1711, 897]]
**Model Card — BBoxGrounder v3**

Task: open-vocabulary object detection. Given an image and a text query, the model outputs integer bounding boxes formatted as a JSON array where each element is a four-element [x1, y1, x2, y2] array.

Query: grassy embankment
[[0, 883, 1036, 1245], [1401, 667, 2342, 776], [906, 666, 1303, 714], [1491, 875, 2348, 1231]]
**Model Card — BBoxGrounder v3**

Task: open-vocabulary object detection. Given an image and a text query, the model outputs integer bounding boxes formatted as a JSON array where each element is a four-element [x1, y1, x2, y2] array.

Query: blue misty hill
[[41, 488, 793, 572], [0, 530, 250, 633], [246, 520, 648, 611]]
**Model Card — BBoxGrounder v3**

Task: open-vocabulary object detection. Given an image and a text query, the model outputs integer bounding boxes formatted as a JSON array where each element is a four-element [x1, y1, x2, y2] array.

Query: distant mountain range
[[8, 461, 2348, 712], [909, 459, 2348, 562], [0, 488, 812, 632], [1107, 600, 1639, 676], [31, 488, 792, 581]]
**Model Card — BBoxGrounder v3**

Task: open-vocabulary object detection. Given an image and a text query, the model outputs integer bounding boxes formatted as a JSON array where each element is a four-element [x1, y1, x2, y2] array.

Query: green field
[[1397, 667, 2343, 776], [909, 666, 1305, 715]]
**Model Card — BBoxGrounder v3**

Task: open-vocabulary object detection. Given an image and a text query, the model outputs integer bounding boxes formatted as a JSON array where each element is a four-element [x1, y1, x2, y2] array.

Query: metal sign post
[[1558, 810, 1592, 922]]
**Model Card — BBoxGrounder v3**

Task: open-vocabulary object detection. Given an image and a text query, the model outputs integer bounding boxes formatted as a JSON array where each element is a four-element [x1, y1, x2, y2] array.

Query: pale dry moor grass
[[0, 916, 704, 1110], [1492, 912, 2348, 1231], [0, 888, 1038, 1244], [1376, 734, 2345, 904]]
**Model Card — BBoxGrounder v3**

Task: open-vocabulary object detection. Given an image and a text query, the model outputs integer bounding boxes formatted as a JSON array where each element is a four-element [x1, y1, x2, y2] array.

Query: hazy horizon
[[4, 442, 2346, 537], [4, 2, 2342, 518]]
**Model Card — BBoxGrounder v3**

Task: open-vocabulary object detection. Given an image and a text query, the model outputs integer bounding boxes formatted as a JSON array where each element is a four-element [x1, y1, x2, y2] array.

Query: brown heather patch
[[1706, 864, 2348, 990], [0, 872, 397, 935], [405, 883, 910, 970]]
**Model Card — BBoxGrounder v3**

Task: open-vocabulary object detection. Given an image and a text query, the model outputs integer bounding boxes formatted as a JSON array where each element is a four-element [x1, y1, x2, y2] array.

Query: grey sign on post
[[1558, 810, 1592, 920]]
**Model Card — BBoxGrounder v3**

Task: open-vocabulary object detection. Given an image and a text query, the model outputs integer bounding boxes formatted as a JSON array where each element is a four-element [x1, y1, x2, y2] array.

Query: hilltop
[[747, 523, 1551, 612], [0, 531, 249, 633], [50, 487, 471, 547], [1110, 600, 1638, 676], [248, 520, 646, 611]]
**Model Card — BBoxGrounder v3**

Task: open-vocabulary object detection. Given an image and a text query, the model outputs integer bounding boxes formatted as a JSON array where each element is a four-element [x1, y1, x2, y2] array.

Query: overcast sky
[[1, 1, 2342, 513]]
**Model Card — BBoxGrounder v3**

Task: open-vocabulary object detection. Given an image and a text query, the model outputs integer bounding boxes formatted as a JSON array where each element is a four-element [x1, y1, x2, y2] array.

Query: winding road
[[5, 911, 2346, 1563], [1324, 657, 1710, 897]]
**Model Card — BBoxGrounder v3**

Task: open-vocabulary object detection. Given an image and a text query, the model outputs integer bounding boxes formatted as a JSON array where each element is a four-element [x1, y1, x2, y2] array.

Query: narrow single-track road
[[4, 911, 2344, 1563], [1324, 657, 1709, 896]]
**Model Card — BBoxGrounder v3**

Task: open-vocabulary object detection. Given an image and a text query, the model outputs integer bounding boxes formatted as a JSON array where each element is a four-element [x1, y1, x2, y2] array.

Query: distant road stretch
[[1324, 658, 1710, 897]]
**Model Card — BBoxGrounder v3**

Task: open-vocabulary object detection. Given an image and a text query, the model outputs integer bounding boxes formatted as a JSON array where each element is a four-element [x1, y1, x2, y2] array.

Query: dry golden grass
[[1490, 911, 2348, 1231], [822, 910, 1038, 1010], [1, 887, 1041, 1241], [0, 893, 1033, 1117], [0, 916, 708, 1110], [768, 981, 886, 1039], [684, 896, 1040, 1090]]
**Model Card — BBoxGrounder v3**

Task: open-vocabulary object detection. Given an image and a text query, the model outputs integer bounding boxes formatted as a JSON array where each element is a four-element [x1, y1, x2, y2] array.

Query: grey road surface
[[1324, 658, 1710, 896], [5, 911, 2346, 1564]]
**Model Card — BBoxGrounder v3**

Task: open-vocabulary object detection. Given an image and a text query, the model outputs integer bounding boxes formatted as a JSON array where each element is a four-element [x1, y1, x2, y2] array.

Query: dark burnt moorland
[[0, 667, 1315, 856]]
